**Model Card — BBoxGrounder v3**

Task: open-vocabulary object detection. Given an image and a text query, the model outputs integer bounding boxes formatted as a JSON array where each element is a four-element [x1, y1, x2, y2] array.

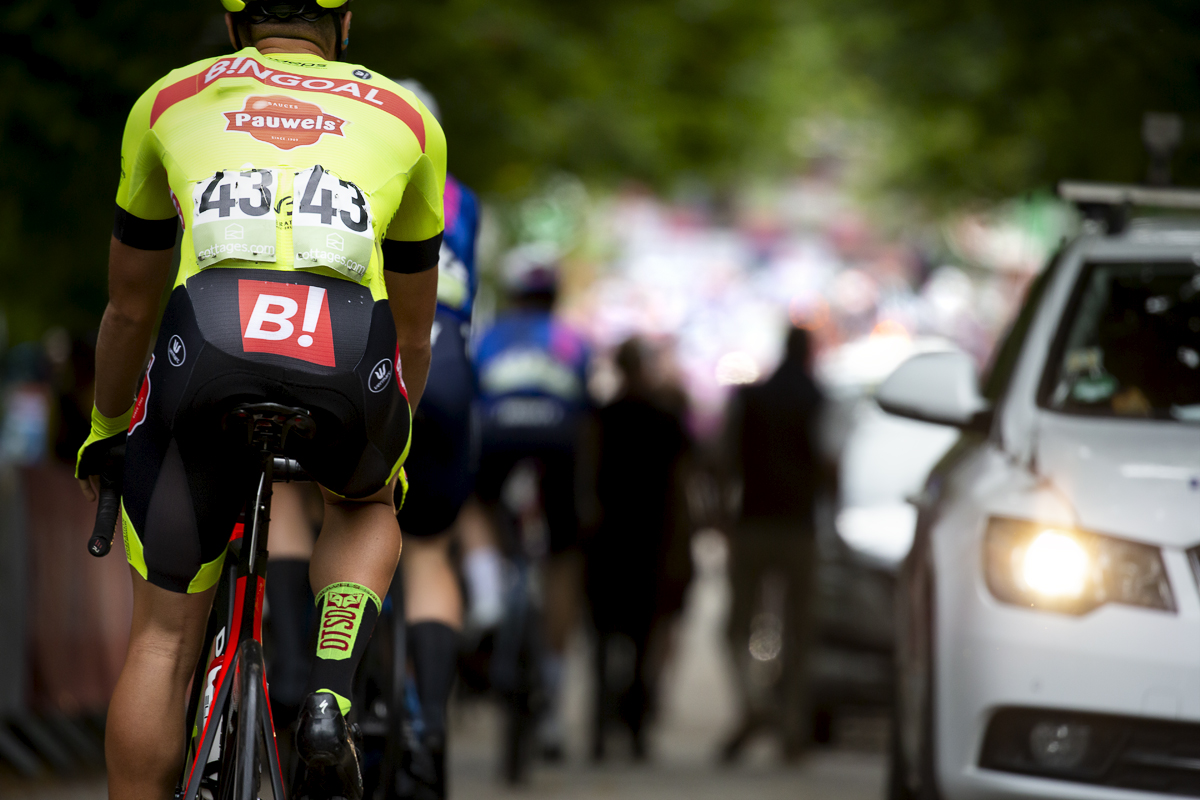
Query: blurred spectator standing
[[0, 333, 131, 776], [583, 337, 693, 761], [720, 325, 827, 762]]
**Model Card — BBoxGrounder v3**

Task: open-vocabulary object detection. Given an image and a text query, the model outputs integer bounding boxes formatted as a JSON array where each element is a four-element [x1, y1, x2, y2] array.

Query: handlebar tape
[[88, 447, 125, 558]]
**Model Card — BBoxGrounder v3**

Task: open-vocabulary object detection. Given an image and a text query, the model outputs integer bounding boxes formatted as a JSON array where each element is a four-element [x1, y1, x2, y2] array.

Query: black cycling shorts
[[474, 444, 579, 555], [121, 268, 411, 594], [395, 308, 477, 538]]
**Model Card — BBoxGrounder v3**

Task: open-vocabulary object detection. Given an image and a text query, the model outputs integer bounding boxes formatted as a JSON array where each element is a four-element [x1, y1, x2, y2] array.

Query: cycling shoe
[[291, 692, 363, 800]]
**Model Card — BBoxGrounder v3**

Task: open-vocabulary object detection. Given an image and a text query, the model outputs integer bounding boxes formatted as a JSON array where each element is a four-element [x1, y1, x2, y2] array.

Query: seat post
[[224, 403, 318, 573]]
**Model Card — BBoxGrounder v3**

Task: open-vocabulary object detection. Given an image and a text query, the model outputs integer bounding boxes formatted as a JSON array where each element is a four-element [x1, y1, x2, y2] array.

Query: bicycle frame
[[177, 453, 287, 800]]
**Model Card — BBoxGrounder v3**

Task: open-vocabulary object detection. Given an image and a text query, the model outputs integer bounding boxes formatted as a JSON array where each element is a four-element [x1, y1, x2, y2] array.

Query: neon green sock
[[304, 582, 382, 718]]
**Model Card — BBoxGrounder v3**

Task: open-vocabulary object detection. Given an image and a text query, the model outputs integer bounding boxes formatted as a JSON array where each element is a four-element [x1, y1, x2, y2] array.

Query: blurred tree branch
[[4, 0, 1197, 339]]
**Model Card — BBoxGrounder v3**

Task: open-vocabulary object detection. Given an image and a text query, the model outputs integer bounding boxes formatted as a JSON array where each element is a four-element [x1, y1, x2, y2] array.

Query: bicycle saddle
[[225, 402, 318, 451]]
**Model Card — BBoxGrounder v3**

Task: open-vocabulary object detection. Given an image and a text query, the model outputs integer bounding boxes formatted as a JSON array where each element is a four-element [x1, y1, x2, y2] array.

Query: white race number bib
[[191, 169, 278, 268], [293, 165, 374, 283]]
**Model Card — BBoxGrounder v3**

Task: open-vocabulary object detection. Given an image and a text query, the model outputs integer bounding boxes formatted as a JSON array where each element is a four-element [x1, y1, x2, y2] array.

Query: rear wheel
[[231, 641, 273, 800]]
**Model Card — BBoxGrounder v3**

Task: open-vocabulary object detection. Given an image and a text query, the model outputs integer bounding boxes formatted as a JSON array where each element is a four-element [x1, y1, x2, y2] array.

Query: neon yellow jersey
[[115, 48, 447, 301]]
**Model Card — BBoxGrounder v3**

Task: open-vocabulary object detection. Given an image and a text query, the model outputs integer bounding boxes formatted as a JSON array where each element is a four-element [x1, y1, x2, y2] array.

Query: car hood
[[1036, 414, 1200, 547]]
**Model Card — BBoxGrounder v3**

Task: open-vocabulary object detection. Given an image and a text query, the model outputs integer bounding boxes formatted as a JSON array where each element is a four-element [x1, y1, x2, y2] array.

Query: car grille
[[981, 706, 1200, 796]]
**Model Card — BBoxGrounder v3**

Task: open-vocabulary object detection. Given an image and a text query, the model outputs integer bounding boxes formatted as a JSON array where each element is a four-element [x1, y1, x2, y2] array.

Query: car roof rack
[[1057, 181, 1200, 235]]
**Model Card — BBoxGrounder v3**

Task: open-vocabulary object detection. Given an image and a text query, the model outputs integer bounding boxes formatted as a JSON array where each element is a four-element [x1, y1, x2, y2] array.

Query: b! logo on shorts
[[167, 335, 186, 367], [238, 279, 336, 366]]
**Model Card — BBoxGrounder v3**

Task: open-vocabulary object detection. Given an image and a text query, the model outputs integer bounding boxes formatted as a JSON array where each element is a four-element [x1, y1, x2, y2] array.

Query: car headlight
[[984, 517, 1174, 615]]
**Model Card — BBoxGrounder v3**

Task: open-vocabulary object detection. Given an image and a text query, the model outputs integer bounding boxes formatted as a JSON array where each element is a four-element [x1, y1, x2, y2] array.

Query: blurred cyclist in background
[[393, 78, 480, 799], [473, 246, 592, 758]]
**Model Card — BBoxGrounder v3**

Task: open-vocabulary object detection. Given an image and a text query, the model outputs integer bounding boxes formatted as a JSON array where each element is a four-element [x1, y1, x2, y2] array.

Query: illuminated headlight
[[984, 517, 1174, 615]]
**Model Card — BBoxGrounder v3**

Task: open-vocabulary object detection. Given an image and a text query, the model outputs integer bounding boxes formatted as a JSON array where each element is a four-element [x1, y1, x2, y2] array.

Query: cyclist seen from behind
[[74, 3, 445, 799], [390, 79, 480, 799], [473, 246, 592, 758]]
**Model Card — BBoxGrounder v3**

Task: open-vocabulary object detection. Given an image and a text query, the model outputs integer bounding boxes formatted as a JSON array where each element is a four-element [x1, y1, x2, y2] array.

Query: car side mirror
[[877, 351, 992, 432]]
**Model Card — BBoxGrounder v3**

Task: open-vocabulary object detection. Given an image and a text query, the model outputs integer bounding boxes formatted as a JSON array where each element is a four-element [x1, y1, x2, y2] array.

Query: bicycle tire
[[383, 569, 409, 800], [354, 567, 409, 800], [233, 640, 266, 800]]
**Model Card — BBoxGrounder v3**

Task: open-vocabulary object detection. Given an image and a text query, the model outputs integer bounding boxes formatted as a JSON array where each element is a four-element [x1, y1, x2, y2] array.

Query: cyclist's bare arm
[[79, 236, 172, 501], [385, 268, 438, 411]]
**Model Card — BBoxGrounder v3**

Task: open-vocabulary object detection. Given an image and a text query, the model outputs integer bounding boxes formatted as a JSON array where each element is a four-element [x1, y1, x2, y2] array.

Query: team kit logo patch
[[237, 279, 336, 366], [368, 358, 392, 394], [168, 334, 187, 366], [224, 95, 346, 150]]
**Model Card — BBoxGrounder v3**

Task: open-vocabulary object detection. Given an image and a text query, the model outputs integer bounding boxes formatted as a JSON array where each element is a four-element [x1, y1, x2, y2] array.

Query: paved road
[[1, 531, 886, 800]]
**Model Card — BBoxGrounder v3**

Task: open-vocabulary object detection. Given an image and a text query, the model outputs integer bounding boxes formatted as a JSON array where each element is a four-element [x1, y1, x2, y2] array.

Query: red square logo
[[238, 279, 336, 367]]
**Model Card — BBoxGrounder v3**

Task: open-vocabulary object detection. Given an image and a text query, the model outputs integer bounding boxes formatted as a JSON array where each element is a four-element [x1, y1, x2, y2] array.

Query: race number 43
[[293, 165, 375, 283], [191, 169, 278, 268]]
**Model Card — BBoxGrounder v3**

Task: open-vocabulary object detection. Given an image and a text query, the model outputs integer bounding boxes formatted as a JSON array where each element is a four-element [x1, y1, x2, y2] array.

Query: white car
[[820, 334, 961, 568], [882, 191, 1200, 799]]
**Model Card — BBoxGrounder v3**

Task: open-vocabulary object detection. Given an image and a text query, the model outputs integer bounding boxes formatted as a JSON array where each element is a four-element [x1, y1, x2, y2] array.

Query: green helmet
[[221, 0, 349, 13]]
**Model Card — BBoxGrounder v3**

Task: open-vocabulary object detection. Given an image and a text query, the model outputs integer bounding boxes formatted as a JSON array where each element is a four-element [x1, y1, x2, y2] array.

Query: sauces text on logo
[[237, 279, 336, 366], [224, 96, 346, 150]]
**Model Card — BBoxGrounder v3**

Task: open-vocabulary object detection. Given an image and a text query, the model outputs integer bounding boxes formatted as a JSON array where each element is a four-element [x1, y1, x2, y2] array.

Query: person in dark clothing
[[720, 325, 826, 762], [584, 337, 692, 761]]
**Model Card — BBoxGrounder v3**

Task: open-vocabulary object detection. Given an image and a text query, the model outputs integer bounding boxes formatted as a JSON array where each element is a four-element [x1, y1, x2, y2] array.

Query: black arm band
[[113, 205, 178, 251], [382, 233, 443, 275]]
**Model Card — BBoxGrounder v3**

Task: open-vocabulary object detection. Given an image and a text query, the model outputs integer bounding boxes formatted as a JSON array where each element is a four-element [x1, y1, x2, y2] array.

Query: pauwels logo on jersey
[[237, 279, 336, 367], [224, 95, 346, 150]]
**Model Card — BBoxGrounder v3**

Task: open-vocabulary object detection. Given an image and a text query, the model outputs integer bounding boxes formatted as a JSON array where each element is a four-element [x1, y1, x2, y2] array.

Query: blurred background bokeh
[[3, 0, 1197, 796]]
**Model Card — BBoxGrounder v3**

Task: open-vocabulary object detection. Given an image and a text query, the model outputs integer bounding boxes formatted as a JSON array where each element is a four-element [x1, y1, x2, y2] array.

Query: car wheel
[[913, 580, 941, 800], [891, 577, 940, 800], [812, 706, 835, 746], [888, 710, 914, 800]]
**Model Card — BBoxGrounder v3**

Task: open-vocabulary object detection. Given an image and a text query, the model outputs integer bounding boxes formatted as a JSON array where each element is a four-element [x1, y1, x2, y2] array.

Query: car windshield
[[1043, 260, 1200, 421]]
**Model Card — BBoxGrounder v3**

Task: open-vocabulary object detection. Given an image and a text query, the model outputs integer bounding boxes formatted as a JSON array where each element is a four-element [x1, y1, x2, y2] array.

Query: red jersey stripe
[[149, 57, 426, 151]]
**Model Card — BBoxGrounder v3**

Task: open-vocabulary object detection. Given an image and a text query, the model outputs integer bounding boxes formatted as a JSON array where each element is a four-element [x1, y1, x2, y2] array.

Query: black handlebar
[[89, 445, 125, 558]]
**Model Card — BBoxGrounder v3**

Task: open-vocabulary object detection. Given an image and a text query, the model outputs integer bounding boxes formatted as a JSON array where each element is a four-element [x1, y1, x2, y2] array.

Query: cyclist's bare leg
[[107, 575, 215, 800], [312, 480, 400, 599], [542, 550, 581, 655], [539, 549, 582, 757], [402, 532, 461, 626], [297, 479, 400, 719], [290, 480, 401, 794], [458, 499, 505, 628], [271, 482, 318, 560], [403, 527, 463, 789]]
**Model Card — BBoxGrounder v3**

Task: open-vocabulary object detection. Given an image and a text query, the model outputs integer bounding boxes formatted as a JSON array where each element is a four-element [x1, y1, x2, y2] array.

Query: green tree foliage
[[1, 2, 216, 342], [1, 0, 811, 340], [824, 0, 1200, 202], [4, 0, 1198, 339]]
